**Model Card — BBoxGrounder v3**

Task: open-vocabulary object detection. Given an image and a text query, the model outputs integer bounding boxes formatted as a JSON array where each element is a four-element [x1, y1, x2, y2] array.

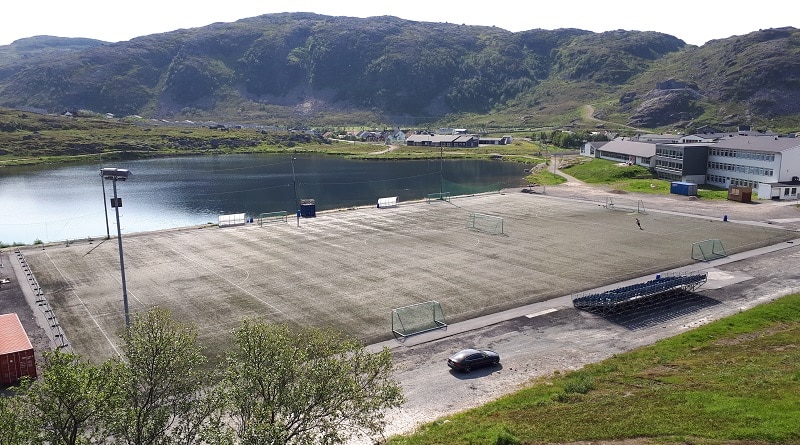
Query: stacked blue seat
[[573, 273, 708, 312]]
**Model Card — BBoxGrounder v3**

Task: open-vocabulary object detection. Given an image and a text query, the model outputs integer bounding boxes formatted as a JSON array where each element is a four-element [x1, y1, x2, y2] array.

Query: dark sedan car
[[447, 348, 500, 373]]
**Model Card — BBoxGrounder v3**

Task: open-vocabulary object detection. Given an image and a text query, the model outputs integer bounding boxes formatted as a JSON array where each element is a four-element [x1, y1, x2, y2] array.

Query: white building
[[706, 136, 800, 200], [580, 138, 655, 168], [582, 134, 800, 200]]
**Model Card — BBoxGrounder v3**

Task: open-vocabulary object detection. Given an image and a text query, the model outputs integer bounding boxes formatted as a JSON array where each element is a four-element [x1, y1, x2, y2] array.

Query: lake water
[[0, 154, 528, 244]]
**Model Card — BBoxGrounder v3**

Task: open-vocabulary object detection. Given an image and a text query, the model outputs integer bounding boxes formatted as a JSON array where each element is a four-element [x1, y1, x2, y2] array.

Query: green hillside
[[0, 14, 797, 132]]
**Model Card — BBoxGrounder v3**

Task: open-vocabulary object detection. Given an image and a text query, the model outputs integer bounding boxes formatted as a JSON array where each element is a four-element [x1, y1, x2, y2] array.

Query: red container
[[0, 313, 37, 385]]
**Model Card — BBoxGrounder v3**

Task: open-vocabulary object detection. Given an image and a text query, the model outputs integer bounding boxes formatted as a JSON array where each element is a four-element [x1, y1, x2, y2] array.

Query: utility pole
[[440, 145, 444, 196], [291, 156, 299, 227], [101, 167, 132, 328], [101, 174, 110, 239]]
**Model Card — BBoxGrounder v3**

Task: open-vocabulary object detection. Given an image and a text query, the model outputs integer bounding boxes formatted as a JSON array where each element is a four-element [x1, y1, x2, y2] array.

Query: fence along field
[[21, 192, 795, 362]]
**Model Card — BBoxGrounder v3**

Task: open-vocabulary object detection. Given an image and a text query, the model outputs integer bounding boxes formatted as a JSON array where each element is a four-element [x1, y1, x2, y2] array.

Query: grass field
[[21, 191, 796, 363]]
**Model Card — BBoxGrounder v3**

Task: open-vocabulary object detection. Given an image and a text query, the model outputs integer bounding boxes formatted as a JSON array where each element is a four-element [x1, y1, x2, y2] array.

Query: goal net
[[466, 212, 504, 235], [691, 239, 727, 261], [392, 301, 447, 339], [604, 197, 647, 214], [257, 211, 288, 225], [426, 192, 451, 203]]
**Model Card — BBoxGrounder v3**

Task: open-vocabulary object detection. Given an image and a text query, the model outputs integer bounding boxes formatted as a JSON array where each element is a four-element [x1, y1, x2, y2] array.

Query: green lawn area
[[561, 158, 731, 199], [389, 293, 800, 445]]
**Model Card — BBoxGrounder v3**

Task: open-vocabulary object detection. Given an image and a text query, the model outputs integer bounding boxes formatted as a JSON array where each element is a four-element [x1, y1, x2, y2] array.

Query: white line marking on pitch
[[525, 308, 558, 318], [43, 250, 121, 357]]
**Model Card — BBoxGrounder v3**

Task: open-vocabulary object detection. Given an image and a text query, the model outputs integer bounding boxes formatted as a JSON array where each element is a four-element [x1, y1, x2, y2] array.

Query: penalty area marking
[[525, 308, 558, 318]]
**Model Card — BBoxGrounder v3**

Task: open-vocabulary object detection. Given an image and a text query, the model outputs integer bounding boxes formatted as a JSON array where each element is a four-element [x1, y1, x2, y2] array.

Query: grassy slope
[[389, 293, 800, 445]]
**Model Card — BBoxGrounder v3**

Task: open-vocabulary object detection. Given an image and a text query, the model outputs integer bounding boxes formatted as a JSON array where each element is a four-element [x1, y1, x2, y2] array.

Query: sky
[[1, 0, 797, 47]]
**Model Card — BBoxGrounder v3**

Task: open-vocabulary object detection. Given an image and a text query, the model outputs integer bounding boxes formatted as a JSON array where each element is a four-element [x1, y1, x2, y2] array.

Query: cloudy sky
[[1, 0, 796, 46]]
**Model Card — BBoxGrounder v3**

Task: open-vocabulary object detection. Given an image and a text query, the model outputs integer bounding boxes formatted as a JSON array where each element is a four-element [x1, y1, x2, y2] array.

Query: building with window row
[[580, 134, 800, 200]]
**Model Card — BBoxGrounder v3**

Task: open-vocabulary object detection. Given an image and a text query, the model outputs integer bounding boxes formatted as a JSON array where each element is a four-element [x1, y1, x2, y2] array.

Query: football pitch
[[22, 191, 795, 362]]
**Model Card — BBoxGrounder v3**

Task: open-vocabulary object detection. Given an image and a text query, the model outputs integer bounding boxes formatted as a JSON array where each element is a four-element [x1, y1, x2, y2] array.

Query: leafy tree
[[102, 308, 218, 445], [224, 321, 404, 445], [0, 384, 38, 445], [549, 130, 586, 149], [27, 349, 115, 445]]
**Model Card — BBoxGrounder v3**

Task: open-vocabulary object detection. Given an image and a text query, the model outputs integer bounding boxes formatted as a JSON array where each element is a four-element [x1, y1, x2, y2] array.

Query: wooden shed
[[0, 313, 37, 385], [727, 185, 753, 203]]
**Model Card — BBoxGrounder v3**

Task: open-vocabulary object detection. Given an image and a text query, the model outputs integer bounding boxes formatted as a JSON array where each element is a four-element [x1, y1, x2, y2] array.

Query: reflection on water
[[0, 154, 527, 244]]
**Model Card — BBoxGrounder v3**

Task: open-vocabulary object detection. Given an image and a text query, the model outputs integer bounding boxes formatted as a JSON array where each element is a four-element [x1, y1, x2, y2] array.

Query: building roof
[[713, 136, 800, 153], [635, 134, 682, 143], [0, 313, 33, 354], [586, 141, 609, 149], [407, 134, 476, 143], [598, 139, 656, 158], [698, 130, 780, 139], [761, 179, 800, 187]]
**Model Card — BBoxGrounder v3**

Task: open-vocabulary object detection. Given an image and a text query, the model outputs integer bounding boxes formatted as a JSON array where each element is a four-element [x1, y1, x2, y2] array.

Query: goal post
[[466, 212, 504, 235], [691, 239, 727, 261], [392, 301, 447, 339], [257, 211, 288, 226], [604, 197, 647, 214], [426, 192, 451, 203]]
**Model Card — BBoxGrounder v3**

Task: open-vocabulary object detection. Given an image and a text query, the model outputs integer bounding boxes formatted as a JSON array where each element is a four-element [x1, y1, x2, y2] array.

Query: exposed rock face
[[619, 91, 637, 105], [628, 87, 703, 128]]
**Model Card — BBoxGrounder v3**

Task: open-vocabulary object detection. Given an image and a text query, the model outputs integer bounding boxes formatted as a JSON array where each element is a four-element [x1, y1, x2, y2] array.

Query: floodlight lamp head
[[101, 167, 131, 180]]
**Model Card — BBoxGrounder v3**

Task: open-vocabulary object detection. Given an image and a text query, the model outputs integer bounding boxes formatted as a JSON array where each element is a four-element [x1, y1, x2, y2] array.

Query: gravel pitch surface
[[3, 182, 800, 440], [7, 186, 795, 363]]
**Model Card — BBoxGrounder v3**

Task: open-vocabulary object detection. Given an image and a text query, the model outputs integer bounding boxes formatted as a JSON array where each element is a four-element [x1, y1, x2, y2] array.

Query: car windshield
[[451, 349, 478, 360]]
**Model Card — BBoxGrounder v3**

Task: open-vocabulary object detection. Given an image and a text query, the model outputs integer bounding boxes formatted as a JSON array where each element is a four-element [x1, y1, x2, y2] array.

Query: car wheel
[[493, 360, 499, 366], [464, 366, 471, 373]]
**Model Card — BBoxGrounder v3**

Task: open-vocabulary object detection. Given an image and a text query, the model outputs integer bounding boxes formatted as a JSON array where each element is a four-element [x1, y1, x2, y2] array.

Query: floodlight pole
[[440, 145, 444, 196], [101, 174, 110, 239], [101, 168, 131, 328], [291, 156, 299, 227]]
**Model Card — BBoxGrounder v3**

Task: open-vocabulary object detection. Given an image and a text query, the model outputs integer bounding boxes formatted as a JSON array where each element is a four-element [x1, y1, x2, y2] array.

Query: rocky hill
[[0, 13, 797, 132]]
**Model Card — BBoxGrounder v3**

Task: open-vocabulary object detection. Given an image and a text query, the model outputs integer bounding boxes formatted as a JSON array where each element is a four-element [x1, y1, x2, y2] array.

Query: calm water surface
[[0, 154, 527, 244]]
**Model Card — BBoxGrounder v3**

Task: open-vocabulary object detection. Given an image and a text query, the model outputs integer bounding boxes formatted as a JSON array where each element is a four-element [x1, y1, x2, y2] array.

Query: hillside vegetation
[[0, 107, 555, 166], [0, 14, 798, 132]]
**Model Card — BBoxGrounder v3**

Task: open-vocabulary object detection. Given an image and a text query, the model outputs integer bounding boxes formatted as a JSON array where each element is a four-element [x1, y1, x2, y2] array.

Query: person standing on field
[[635, 217, 642, 230]]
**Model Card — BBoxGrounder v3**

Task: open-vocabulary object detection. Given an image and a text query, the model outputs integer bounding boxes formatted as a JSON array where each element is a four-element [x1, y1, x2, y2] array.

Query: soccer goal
[[391, 301, 447, 339], [466, 212, 504, 235], [257, 211, 288, 226], [691, 239, 727, 261], [426, 192, 451, 203], [604, 197, 647, 214]]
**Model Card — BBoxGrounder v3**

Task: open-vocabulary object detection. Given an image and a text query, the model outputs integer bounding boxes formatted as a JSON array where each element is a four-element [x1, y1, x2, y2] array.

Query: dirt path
[[551, 155, 583, 184], [369, 144, 399, 154], [580, 104, 643, 132]]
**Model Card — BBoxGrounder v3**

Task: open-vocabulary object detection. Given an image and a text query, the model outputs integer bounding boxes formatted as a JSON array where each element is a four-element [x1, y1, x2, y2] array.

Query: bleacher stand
[[572, 272, 708, 314]]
